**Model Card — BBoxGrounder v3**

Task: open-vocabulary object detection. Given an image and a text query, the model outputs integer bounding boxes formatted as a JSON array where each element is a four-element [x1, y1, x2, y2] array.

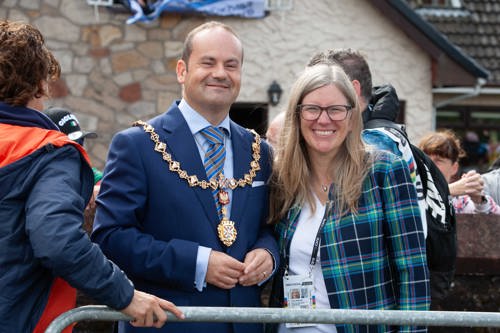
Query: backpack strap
[[364, 118, 408, 139]]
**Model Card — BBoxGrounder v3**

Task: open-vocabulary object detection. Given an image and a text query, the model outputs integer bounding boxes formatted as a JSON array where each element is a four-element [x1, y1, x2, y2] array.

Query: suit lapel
[[158, 109, 257, 249], [160, 106, 220, 230], [229, 122, 252, 230]]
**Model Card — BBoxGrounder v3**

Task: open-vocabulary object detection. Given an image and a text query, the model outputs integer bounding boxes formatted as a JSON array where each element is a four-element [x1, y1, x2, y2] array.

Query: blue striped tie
[[200, 126, 226, 217]]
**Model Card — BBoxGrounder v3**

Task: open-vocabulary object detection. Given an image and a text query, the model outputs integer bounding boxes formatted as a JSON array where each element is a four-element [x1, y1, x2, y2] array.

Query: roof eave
[[370, 0, 490, 83]]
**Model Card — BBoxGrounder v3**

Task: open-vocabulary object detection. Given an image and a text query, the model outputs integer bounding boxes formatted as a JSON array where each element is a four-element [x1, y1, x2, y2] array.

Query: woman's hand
[[449, 170, 484, 197]]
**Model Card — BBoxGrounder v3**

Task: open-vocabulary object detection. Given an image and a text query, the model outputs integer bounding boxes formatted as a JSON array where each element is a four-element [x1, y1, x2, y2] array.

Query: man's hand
[[206, 250, 245, 289], [239, 248, 273, 286], [121, 290, 184, 328]]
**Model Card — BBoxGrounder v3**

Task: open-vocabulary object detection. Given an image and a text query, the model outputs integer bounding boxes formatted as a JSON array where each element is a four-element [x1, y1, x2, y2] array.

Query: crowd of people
[[1, 18, 498, 333]]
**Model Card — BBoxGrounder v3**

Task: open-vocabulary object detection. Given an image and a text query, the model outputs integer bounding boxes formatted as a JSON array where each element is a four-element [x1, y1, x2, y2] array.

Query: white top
[[278, 195, 337, 333]]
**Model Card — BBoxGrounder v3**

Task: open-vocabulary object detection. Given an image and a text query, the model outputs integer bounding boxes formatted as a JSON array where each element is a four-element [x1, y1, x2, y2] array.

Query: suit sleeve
[[380, 155, 430, 332], [251, 140, 280, 272], [26, 146, 134, 310], [92, 130, 198, 291]]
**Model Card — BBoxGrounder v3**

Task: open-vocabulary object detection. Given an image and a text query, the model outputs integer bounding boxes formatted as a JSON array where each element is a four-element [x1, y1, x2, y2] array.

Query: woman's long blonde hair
[[268, 64, 369, 224]]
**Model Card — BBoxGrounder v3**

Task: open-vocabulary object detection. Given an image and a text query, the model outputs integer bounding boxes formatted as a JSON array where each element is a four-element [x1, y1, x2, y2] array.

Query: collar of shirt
[[177, 99, 234, 186], [178, 99, 231, 138]]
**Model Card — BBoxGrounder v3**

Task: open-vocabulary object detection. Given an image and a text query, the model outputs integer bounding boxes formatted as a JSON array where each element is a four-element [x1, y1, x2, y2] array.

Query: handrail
[[45, 306, 500, 333]]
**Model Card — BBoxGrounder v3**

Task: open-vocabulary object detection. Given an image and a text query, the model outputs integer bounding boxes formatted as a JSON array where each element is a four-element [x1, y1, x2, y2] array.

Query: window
[[436, 106, 500, 172], [229, 103, 268, 136], [437, 106, 500, 130]]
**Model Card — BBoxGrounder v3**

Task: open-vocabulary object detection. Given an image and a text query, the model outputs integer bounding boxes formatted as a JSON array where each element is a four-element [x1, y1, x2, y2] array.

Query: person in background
[[418, 130, 500, 215], [268, 64, 429, 333], [481, 156, 500, 204], [44, 106, 102, 217], [266, 111, 285, 149], [461, 130, 489, 172], [0, 20, 183, 333], [92, 21, 278, 333], [44, 106, 101, 178]]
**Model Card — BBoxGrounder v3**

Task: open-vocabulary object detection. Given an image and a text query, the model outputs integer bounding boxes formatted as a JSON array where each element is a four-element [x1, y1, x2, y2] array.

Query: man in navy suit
[[92, 21, 279, 333]]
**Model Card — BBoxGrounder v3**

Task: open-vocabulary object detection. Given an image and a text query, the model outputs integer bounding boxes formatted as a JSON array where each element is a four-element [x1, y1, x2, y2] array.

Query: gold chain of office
[[133, 120, 261, 190]]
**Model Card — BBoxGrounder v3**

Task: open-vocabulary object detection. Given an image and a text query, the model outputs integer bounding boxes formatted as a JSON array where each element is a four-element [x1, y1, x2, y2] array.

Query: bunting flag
[[121, 0, 266, 25]]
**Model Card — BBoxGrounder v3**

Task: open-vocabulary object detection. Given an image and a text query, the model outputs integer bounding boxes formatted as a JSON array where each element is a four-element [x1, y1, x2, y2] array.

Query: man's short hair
[[181, 21, 243, 66], [307, 48, 372, 103]]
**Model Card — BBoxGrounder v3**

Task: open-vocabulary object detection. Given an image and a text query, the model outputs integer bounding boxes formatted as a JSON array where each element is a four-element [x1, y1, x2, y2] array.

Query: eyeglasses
[[297, 104, 352, 121]]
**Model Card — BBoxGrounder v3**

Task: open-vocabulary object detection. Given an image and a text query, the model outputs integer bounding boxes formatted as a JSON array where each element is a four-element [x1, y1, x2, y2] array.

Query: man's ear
[[176, 59, 187, 84], [351, 79, 362, 98]]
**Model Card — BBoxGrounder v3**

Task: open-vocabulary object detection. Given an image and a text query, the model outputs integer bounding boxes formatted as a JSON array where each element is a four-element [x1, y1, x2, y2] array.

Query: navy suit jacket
[[92, 102, 278, 333]]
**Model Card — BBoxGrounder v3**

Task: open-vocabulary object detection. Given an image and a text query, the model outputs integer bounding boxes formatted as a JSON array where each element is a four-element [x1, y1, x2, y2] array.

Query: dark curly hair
[[0, 20, 60, 106]]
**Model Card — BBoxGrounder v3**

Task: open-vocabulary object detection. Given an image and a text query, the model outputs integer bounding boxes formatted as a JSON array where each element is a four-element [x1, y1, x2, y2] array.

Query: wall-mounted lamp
[[267, 80, 283, 106]]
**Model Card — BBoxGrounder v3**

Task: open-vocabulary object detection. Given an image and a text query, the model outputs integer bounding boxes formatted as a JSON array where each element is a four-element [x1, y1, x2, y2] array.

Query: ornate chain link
[[133, 120, 261, 190]]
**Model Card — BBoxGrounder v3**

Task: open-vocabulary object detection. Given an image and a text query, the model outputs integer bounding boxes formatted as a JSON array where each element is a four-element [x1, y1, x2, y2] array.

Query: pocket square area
[[251, 181, 265, 187]]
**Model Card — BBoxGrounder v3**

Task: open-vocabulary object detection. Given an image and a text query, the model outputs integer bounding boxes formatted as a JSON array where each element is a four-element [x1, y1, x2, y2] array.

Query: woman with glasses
[[267, 64, 430, 333]]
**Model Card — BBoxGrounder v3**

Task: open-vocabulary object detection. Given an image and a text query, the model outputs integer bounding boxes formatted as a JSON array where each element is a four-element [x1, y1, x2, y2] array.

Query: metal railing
[[45, 306, 500, 333]]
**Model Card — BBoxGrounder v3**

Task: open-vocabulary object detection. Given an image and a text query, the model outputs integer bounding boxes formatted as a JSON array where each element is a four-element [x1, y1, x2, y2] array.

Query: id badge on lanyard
[[281, 201, 332, 328], [283, 273, 316, 328]]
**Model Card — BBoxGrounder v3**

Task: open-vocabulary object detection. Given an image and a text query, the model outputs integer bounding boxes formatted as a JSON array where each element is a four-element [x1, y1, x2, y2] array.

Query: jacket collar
[[0, 102, 59, 130]]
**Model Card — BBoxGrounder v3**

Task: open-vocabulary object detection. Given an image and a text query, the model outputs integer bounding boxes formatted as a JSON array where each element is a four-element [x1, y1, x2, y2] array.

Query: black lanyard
[[282, 200, 333, 269]]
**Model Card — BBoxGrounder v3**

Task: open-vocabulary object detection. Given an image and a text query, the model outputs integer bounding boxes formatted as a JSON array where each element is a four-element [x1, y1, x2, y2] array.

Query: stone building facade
[[1, 0, 433, 169]]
